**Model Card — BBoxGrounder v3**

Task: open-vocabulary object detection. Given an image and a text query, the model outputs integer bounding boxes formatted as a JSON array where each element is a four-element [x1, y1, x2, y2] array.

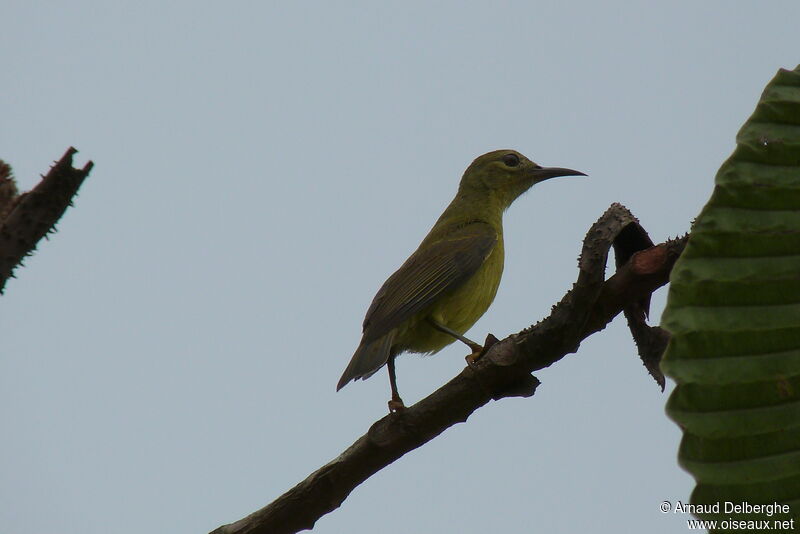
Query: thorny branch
[[0, 147, 93, 293], [210, 203, 687, 534]]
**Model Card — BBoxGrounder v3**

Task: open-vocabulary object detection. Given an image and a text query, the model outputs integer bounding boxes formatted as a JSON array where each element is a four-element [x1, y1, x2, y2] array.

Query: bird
[[336, 149, 585, 411]]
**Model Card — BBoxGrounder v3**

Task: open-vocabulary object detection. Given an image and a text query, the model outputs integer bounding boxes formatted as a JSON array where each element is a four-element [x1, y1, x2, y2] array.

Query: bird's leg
[[387, 355, 405, 413], [427, 318, 485, 366]]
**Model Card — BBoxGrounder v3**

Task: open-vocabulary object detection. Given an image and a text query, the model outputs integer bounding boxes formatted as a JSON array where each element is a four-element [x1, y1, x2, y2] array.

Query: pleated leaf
[[661, 65, 800, 528]]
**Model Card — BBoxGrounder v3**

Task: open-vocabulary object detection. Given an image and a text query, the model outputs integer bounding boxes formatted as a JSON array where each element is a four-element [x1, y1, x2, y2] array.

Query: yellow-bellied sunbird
[[336, 149, 585, 411]]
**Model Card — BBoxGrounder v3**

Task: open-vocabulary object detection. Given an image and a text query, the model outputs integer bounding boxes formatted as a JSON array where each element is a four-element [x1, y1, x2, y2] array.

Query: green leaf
[[661, 65, 800, 527]]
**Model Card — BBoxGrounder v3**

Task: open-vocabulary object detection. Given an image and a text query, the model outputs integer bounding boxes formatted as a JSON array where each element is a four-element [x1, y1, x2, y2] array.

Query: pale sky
[[2, 2, 799, 533]]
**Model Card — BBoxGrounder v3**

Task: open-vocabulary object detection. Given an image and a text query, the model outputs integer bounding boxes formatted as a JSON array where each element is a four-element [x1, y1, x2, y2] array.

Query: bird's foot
[[465, 342, 484, 368], [465, 334, 500, 368], [388, 395, 406, 413]]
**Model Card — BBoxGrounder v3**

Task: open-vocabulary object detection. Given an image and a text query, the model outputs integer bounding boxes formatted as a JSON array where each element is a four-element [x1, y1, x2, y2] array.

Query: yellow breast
[[395, 236, 505, 354]]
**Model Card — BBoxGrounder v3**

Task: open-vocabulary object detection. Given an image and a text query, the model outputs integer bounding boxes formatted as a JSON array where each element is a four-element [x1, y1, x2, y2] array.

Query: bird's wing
[[361, 221, 498, 343]]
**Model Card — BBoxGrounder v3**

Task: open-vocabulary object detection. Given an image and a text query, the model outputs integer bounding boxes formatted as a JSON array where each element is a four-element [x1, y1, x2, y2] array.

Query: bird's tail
[[336, 332, 395, 391]]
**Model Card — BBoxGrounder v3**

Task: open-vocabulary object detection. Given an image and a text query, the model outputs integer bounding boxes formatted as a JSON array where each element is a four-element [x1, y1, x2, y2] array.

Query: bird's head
[[459, 149, 586, 208]]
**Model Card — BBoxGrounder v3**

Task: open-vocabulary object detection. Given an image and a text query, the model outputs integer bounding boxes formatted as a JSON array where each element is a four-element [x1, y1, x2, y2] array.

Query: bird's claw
[[465, 334, 499, 368], [465, 342, 485, 368]]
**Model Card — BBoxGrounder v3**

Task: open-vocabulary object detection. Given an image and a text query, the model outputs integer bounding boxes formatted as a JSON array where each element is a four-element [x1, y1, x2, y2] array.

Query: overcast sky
[[2, 2, 799, 533]]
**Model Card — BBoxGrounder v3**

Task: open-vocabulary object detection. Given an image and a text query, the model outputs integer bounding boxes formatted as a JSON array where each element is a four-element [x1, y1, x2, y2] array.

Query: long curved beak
[[531, 166, 587, 182]]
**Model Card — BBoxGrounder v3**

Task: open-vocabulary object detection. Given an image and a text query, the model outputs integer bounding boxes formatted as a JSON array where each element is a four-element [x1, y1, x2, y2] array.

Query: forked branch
[[210, 203, 687, 534]]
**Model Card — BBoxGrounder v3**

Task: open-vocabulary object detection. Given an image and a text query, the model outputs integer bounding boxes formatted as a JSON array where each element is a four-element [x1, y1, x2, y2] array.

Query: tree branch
[[0, 147, 93, 293], [210, 203, 688, 534]]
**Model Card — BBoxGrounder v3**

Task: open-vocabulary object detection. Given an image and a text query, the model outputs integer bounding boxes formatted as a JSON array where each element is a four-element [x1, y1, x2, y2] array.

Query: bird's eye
[[502, 153, 520, 167]]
